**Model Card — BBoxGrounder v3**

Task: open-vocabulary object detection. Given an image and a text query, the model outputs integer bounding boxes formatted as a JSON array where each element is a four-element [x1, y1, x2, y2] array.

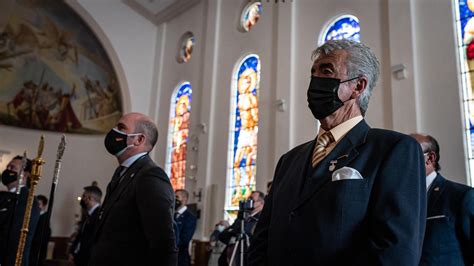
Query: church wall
[[1, 0, 470, 241], [410, 0, 467, 184]]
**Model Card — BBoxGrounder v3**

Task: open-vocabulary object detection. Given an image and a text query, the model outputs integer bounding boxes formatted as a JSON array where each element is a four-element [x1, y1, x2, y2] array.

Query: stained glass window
[[320, 15, 361, 45], [455, 0, 474, 186], [240, 2, 262, 32], [165, 82, 192, 190], [177, 32, 195, 63], [226, 55, 260, 211]]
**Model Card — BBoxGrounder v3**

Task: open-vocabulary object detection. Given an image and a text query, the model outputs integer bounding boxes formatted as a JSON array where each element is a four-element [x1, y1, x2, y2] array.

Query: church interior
[[0, 0, 473, 265]]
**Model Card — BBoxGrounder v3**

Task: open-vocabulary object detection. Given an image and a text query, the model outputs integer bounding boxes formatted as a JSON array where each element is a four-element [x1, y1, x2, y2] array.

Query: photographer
[[218, 191, 265, 266]]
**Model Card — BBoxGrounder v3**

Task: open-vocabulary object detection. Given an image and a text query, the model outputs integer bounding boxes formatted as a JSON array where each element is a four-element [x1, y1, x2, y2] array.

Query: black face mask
[[80, 199, 87, 209], [175, 199, 182, 210], [307, 76, 359, 120], [104, 128, 140, 156], [1, 169, 17, 186]]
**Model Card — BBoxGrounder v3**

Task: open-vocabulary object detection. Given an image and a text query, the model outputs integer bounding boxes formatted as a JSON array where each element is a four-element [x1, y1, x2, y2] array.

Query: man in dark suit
[[248, 39, 426, 266], [0, 155, 40, 266], [89, 112, 177, 266], [174, 189, 197, 266], [30, 194, 51, 266], [70, 185, 102, 266], [412, 133, 474, 265]]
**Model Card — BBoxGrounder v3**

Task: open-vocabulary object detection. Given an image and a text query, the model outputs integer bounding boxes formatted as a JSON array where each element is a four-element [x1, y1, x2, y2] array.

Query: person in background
[[175, 189, 197, 266], [30, 194, 51, 266], [219, 191, 265, 266], [0, 155, 40, 266], [70, 185, 102, 266], [411, 133, 474, 266]]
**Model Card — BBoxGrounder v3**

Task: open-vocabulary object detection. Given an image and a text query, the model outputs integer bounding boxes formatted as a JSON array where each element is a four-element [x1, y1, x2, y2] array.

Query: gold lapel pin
[[434, 187, 440, 192]]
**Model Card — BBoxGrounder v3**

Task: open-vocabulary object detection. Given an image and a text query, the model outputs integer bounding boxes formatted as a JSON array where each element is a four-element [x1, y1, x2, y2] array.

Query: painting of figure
[[0, 0, 122, 133]]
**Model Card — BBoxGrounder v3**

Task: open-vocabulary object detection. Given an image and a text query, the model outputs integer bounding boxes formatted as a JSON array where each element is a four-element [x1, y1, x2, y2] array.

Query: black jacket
[[420, 174, 474, 266], [88, 155, 178, 266], [175, 208, 197, 266], [71, 206, 100, 266], [248, 120, 426, 266], [0, 188, 40, 266]]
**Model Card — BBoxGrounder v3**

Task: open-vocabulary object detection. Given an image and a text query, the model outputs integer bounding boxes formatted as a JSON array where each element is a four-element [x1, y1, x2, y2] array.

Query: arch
[[165, 81, 192, 190], [319, 14, 361, 46], [226, 54, 260, 211]]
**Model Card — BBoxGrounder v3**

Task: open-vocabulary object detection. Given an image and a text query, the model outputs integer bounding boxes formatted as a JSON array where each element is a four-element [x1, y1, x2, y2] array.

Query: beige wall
[[0, 0, 468, 239]]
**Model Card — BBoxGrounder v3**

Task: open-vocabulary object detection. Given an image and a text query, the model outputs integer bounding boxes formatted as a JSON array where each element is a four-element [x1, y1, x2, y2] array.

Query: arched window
[[455, 0, 474, 185], [319, 14, 361, 45], [226, 54, 260, 211], [165, 82, 192, 190]]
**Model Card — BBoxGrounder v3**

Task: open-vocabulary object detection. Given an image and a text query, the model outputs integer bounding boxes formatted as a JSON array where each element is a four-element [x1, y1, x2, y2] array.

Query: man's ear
[[353, 76, 368, 97], [428, 152, 437, 165], [136, 134, 146, 146]]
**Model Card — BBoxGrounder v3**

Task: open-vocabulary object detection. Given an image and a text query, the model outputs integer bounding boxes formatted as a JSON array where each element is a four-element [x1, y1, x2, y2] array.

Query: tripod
[[229, 213, 250, 266]]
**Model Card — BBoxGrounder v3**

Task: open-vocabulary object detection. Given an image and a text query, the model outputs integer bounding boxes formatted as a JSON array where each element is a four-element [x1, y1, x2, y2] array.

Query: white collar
[[121, 152, 147, 168], [9, 187, 16, 193], [88, 203, 100, 216], [426, 171, 437, 191], [318, 116, 363, 143], [176, 205, 187, 215]]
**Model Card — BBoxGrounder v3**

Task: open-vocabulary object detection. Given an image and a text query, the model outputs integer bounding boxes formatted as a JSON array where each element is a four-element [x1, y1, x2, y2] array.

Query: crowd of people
[[0, 39, 473, 266]]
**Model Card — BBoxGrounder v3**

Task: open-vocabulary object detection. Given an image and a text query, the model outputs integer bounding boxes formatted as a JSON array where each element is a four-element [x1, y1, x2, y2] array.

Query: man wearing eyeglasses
[[411, 133, 474, 266]]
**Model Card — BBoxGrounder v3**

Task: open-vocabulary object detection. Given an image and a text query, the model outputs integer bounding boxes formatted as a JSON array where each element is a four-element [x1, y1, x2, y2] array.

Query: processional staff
[[33, 135, 66, 266], [15, 136, 45, 266]]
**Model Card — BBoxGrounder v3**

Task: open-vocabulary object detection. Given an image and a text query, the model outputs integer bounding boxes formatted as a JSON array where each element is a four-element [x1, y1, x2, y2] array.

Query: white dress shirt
[[426, 171, 437, 191]]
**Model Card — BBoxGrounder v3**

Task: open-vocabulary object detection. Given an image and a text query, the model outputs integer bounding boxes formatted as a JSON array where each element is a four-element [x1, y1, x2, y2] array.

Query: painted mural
[[0, 0, 122, 133]]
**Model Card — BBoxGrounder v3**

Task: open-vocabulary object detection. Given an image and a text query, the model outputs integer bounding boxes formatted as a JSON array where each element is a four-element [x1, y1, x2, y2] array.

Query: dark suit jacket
[[71, 206, 100, 266], [175, 208, 197, 266], [420, 174, 474, 266], [0, 188, 40, 266], [30, 212, 51, 266], [89, 154, 178, 266], [248, 120, 426, 266]]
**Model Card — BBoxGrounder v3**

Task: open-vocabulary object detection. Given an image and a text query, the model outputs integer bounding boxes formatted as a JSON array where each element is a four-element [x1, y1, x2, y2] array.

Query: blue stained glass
[[322, 15, 360, 44], [166, 82, 192, 190], [456, 0, 474, 184], [227, 54, 260, 209]]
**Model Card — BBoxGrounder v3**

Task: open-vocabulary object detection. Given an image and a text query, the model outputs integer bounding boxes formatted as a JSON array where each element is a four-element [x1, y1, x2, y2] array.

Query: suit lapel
[[97, 155, 150, 229], [427, 174, 445, 215], [284, 140, 315, 203], [294, 120, 369, 210]]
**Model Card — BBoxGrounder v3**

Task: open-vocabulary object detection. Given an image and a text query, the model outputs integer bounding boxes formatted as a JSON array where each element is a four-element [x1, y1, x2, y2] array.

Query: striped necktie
[[312, 131, 335, 167]]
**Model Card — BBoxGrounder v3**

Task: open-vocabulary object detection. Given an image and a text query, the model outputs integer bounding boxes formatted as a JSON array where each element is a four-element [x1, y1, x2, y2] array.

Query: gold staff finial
[[15, 136, 46, 266], [37, 135, 44, 158]]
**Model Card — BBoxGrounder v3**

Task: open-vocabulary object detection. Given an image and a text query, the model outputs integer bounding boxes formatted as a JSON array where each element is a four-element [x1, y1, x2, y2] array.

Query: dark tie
[[109, 165, 125, 193]]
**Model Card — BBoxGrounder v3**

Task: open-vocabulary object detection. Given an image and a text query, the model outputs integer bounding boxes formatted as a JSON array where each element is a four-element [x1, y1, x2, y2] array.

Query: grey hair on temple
[[312, 40, 380, 116]]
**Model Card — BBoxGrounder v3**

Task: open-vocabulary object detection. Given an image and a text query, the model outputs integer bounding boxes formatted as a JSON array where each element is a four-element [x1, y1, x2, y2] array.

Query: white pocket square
[[427, 215, 446, 220], [331, 167, 364, 181]]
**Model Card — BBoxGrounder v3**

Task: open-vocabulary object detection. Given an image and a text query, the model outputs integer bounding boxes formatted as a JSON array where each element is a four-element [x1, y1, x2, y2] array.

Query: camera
[[237, 199, 254, 219]]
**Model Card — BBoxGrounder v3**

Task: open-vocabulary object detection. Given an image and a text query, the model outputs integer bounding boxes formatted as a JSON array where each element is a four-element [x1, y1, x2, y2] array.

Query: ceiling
[[132, 0, 177, 15], [124, 0, 201, 25]]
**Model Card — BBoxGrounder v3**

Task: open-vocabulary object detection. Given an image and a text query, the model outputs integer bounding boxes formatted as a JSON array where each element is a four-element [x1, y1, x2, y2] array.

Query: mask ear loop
[[340, 76, 360, 84], [339, 76, 363, 103]]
